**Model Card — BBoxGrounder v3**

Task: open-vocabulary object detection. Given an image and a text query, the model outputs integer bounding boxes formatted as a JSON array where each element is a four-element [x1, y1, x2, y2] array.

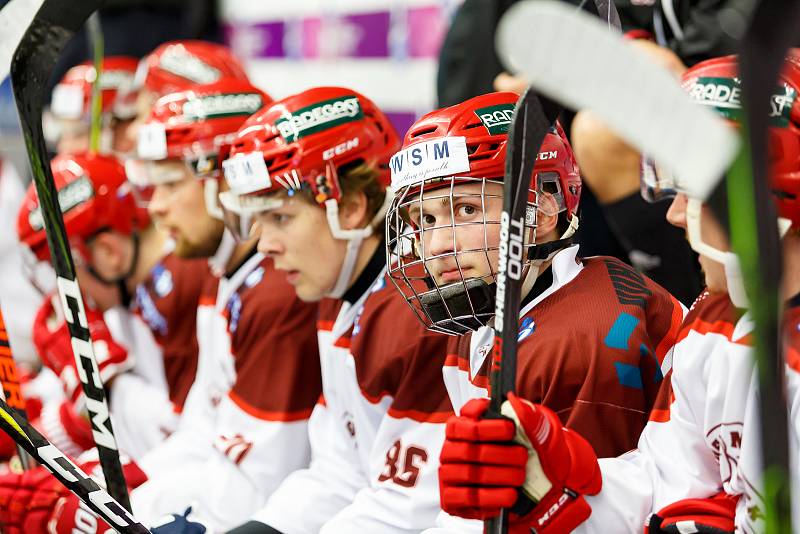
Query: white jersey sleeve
[[253, 401, 367, 534]]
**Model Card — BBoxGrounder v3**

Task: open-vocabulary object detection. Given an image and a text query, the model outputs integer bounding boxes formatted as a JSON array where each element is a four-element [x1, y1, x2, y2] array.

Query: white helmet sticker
[[222, 151, 271, 195], [51, 84, 85, 120], [389, 136, 471, 190], [137, 122, 168, 161]]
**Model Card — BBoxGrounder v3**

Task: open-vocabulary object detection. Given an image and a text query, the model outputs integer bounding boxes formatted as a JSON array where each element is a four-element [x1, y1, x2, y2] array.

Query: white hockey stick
[[0, 0, 44, 81], [495, 0, 739, 201]]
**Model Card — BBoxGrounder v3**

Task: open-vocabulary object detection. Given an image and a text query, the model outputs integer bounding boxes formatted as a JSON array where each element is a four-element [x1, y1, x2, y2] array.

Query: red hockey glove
[[33, 294, 133, 402], [36, 399, 95, 458], [439, 394, 601, 533], [0, 458, 147, 534], [0, 463, 67, 533], [645, 492, 738, 533]]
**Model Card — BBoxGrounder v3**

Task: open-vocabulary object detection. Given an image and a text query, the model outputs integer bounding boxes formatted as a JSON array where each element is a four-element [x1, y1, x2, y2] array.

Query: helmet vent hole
[[409, 125, 438, 138]]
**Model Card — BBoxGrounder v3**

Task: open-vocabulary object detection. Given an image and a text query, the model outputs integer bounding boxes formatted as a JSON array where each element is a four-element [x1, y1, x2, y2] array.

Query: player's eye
[[455, 204, 478, 218], [420, 213, 437, 228], [271, 212, 290, 225]]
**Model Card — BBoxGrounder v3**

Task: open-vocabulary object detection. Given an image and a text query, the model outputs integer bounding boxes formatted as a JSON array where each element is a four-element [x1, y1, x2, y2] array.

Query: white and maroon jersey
[[106, 251, 208, 459], [131, 252, 321, 532], [254, 250, 453, 534], [782, 295, 800, 528], [579, 290, 800, 533], [430, 245, 685, 533]]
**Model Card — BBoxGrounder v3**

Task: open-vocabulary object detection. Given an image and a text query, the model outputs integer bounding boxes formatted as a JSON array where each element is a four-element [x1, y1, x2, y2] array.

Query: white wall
[[218, 0, 462, 135]]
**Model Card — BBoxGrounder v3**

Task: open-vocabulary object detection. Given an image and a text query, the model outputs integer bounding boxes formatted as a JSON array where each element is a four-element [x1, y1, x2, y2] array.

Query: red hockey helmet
[[220, 86, 399, 213], [50, 56, 139, 120], [679, 53, 800, 229], [129, 78, 271, 229], [220, 86, 400, 298], [393, 91, 581, 219], [134, 40, 250, 97], [386, 91, 582, 335], [17, 153, 149, 263]]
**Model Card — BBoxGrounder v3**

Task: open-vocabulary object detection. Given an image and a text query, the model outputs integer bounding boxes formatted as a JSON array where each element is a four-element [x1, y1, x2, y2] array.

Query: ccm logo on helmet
[[323, 137, 359, 160]]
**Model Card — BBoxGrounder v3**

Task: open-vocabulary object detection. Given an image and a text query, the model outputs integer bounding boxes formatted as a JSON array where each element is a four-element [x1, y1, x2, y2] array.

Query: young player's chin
[[698, 257, 728, 296]]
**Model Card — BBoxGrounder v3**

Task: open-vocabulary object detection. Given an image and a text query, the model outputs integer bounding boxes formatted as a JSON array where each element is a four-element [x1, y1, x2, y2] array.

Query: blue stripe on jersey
[[604, 312, 640, 350]]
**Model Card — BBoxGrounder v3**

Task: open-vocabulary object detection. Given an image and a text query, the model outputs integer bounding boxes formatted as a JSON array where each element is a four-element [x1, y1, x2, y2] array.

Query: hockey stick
[[0, 302, 35, 471], [496, 0, 739, 203], [726, 0, 800, 529], [487, 89, 562, 534], [0, 395, 150, 533], [86, 11, 103, 153], [487, 4, 620, 533], [10, 0, 132, 512]]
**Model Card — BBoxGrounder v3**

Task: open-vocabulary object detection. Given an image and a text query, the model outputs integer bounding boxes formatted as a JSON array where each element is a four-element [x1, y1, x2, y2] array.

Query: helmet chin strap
[[203, 178, 240, 278], [324, 190, 393, 299], [520, 212, 579, 298], [686, 198, 748, 308], [686, 198, 793, 309], [208, 228, 237, 278]]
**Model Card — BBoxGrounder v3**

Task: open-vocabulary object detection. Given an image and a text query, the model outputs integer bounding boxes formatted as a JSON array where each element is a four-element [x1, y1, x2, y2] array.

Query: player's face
[[407, 181, 503, 286], [254, 197, 348, 302], [667, 193, 730, 294], [148, 162, 224, 258], [55, 119, 90, 154]]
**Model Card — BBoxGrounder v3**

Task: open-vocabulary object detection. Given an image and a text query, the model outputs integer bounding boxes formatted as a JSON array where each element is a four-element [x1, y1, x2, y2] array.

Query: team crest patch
[[474, 103, 515, 134], [518, 317, 536, 341], [275, 96, 363, 142], [244, 266, 265, 288], [152, 264, 173, 297]]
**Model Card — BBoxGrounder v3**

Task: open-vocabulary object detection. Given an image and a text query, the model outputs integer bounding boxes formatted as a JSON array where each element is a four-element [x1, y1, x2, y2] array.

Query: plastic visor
[[640, 155, 679, 202]]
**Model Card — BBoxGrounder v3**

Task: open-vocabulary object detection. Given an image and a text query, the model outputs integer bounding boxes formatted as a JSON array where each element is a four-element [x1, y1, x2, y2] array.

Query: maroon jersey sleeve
[[350, 277, 453, 422], [227, 258, 322, 421], [135, 252, 209, 409], [511, 257, 685, 458]]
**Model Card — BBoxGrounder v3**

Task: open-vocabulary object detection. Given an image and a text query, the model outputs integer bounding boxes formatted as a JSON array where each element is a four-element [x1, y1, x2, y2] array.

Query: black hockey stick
[[0, 395, 150, 533], [725, 0, 800, 530], [10, 0, 132, 512], [0, 303, 35, 471], [487, 88, 562, 534]]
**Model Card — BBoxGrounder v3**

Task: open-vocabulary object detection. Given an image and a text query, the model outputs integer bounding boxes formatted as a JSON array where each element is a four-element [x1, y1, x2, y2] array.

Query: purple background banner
[[225, 5, 446, 60]]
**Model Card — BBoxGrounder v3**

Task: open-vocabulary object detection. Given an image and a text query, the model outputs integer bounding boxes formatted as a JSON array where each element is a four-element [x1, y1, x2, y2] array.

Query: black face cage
[[386, 175, 555, 336]]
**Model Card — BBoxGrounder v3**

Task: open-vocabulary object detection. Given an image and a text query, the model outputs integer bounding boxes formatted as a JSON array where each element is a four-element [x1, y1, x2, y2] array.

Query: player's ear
[[338, 189, 370, 230], [88, 232, 127, 274]]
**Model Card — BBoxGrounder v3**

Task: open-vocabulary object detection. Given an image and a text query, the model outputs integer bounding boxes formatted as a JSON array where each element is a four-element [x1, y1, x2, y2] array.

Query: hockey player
[[16, 152, 207, 460], [122, 79, 322, 531], [384, 91, 685, 533], [429, 57, 800, 533], [216, 86, 454, 534], [46, 56, 139, 154]]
